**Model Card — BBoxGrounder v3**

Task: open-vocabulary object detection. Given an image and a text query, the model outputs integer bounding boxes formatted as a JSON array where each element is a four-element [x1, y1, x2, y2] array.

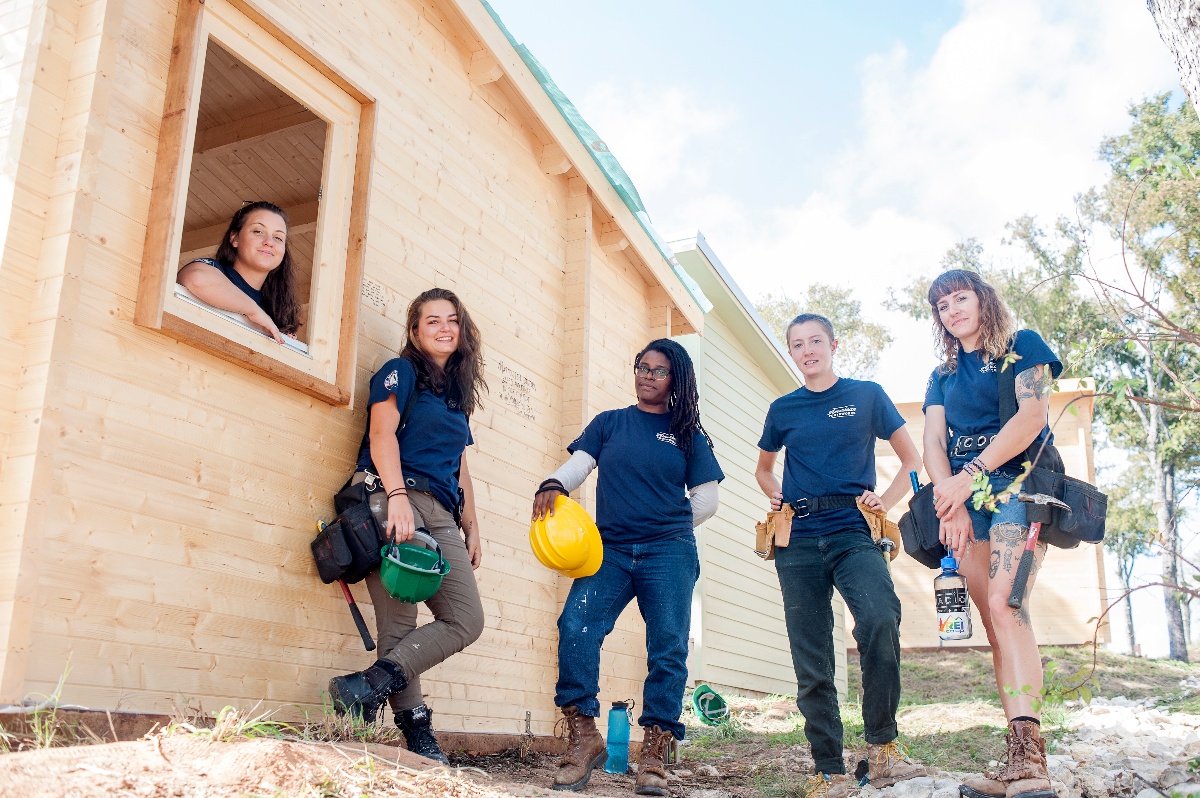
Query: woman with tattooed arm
[[921, 270, 1062, 798]]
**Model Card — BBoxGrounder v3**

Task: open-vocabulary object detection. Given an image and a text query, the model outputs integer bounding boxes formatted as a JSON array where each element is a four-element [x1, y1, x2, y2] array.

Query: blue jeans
[[966, 474, 1028, 541], [555, 535, 699, 740], [774, 527, 902, 774]]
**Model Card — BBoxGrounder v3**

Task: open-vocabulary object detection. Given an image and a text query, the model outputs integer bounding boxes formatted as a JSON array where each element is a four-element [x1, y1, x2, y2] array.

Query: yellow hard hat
[[529, 495, 604, 578]]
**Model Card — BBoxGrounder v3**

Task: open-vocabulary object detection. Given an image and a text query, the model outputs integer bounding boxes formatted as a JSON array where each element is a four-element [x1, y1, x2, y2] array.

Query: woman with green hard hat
[[327, 288, 487, 765], [532, 339, 724, 796]]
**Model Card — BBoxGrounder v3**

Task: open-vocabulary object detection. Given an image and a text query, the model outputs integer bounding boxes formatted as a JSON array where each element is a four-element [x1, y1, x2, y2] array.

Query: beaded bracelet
[[963, 457, 989, 477]]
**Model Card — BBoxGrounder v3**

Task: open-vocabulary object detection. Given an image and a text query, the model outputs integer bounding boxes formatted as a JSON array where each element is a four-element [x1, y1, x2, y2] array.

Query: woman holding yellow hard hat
[[531, 338, 723, 795]]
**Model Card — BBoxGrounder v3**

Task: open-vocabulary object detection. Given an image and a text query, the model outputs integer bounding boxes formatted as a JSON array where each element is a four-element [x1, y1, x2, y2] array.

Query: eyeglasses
[[634, 364, 671, 380]]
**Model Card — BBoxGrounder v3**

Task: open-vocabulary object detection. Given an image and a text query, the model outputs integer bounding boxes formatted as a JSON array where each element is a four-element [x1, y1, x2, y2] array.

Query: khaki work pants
[[355, 476, 484, 713]]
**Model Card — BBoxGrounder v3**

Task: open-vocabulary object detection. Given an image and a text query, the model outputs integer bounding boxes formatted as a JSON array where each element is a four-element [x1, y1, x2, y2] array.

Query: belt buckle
[[792, 498, 809, 518]]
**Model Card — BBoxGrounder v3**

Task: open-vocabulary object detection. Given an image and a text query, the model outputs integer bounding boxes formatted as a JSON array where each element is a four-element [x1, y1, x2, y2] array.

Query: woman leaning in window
[[176, 201, 301, 343]]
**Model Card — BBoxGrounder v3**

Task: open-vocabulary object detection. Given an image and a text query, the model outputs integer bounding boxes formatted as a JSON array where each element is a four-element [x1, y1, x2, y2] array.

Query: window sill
[[173, 283, 310, 357]]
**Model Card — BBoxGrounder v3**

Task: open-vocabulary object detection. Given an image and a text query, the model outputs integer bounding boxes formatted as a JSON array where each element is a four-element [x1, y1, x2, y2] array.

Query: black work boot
[[398, 703, 450, 765], [328, 659, 407, 722]]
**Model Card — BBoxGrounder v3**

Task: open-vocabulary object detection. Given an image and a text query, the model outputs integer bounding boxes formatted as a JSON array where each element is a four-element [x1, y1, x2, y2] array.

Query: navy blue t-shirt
[[922, 329, 1063, 474], [758, 378, 905, 537], [356, 358, 474, 515], [568, 406, 724, 545], [190, 257, 265, 309]]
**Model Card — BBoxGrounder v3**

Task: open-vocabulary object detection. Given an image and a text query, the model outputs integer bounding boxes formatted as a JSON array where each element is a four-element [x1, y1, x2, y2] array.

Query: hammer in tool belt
[[1007, 492, 1070, 610]]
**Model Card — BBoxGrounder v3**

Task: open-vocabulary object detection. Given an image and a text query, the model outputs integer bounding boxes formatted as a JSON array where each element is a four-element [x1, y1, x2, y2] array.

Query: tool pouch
[[311, 501, 385, 584], [857, 500, 900, 561], [754, 504, 793, 561], [1019, 463, 1107, 548]]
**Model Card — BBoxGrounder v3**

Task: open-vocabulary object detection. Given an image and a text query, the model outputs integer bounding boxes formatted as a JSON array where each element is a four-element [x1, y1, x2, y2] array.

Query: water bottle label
[[935, 586, 968, 613], [937, 611, 971, 638]]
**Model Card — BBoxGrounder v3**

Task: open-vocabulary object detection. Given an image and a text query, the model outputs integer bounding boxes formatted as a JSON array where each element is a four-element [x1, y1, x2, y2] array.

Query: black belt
[[787, 495, 860, 518], [951, 433, 996, 459]]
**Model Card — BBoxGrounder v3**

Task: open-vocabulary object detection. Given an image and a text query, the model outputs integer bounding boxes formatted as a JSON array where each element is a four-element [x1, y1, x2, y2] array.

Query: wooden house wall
[[0, 0, 677, 735], [680, 317, 849, 700]]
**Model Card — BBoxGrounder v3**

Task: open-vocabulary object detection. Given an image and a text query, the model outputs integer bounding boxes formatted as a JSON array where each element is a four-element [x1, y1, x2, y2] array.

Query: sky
[[487, 0, 1186, 656]]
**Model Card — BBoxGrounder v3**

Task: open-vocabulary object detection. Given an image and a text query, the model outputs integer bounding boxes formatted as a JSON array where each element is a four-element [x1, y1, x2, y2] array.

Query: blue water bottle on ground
[[605, 700, 632, 774]]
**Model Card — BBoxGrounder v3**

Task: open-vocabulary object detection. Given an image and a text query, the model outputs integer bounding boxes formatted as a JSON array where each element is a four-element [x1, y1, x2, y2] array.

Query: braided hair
[[634, 338, 711, 458]]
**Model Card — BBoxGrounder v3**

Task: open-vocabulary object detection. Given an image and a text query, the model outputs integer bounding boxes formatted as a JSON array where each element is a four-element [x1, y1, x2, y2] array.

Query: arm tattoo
[[1015, 364, 1049, 403]]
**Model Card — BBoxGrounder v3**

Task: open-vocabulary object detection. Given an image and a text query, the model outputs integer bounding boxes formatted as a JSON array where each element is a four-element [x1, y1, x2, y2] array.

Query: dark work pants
[[774, 526, 902, 775]]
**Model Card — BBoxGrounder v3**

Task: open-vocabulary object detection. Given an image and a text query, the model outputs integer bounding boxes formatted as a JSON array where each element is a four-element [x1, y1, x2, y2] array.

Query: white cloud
[[576, 0, 1178, 399], [581, 82, 735, 194]]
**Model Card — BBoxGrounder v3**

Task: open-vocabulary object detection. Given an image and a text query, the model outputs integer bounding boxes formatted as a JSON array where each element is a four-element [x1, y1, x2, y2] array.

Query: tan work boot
[[867, 740, 927, 787], [801, 773, 853, 798], [634, 725, 674, 796], [959, 720, 1054, 798], [999, 721, 1053, 798], [552, 706, 607, 791]]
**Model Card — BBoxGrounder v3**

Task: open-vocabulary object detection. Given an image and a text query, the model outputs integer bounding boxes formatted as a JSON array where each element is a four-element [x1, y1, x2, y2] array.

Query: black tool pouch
[[311, 501, 384, 584], [898, 484, 944, 569]]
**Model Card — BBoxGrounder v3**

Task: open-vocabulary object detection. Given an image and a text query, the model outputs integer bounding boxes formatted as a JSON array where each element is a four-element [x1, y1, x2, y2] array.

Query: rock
[[1048, 764, 1076, 789], [1123, 759, 1168, 782], [891, 776, 934, 798], [1069, 743, 1098, 760], [687, 791, 730, 798], [1052, 781, 1070, 798], [932, 778, 959, 791], [695, 764, 720, 778], [1075, 771, 1107, 798], [1171, 783, 1200, 798], [1162, 768, 1193, 789], [931, 788, 957, 798], [1136, 789, 1159, 798]]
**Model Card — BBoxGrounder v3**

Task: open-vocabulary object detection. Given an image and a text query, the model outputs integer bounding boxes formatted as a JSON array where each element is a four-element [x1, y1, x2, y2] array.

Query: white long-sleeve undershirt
[[544, 450, 720, 528]]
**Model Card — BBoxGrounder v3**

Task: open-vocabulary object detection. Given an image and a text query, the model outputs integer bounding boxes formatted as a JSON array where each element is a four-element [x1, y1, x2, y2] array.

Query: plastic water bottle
[[935, 555, 973, 641], [605, 701, 631, 774]]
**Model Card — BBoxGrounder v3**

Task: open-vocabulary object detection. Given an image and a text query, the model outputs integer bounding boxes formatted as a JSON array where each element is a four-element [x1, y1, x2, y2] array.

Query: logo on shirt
[[384, 370, 399, 390], [979, 360, 997, 374], [828, 405, 857, 419], [656, 432, 678, 446]]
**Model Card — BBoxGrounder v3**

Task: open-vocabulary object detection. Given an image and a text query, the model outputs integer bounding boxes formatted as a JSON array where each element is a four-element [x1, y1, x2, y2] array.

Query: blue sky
[[488, 0, 1183, 656]]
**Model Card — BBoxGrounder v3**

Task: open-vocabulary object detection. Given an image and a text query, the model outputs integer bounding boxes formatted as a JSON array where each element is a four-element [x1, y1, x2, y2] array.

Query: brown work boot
[[867, 740, 927, 787], [959, 720, 1053, 798], [999, 721, 1053, 798], [552, 706, 606, 791], [634, 725, 674, 796], [801, 773, 853, 798]]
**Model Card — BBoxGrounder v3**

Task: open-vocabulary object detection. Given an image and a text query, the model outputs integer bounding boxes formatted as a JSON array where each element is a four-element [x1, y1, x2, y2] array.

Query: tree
[[1146, 1, 1200, 119], [755, 283, 893, 379], [1102, 459, 1158, 655]]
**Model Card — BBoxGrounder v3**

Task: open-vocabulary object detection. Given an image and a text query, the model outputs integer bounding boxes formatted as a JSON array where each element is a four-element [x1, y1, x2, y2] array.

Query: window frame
[[135, 0, 375, 406]]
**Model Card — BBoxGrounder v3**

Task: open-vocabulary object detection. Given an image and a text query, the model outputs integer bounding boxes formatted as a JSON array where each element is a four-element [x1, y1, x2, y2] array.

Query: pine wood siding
[[0, 0, 702, 735]]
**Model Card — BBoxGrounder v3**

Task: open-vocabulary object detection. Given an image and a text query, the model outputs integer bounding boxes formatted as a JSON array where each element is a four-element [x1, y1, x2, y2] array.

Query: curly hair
[[927, 269, 1016, 373], [212, 201, 301, 335], [398, 288, 487, 416], [634, 338, 711, 458]]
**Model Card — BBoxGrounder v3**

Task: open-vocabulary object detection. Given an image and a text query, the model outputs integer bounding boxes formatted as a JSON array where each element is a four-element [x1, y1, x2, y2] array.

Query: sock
[[1011, 715, 1039, 725]]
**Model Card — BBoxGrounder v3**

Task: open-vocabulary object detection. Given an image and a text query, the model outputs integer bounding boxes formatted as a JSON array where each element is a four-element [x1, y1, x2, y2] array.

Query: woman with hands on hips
[[920, 270, 1062, 798], [327, 288, 486, 766]]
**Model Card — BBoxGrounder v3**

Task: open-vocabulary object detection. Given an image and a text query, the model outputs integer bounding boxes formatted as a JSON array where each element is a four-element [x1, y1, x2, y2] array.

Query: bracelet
[[963, 457, 989, 477], [387, 488, 408, 498], [537, 479, 568, 497]]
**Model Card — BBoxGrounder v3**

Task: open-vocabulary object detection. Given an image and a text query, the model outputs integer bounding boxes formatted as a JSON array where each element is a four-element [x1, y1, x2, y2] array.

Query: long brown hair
[[927, 269, 1016, 373], [213, 201, 301, 335], [398, 288, 487, 415]]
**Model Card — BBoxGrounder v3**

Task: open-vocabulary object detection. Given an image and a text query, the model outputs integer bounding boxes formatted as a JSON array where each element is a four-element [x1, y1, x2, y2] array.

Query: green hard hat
[[379, 530, 449, 603], [691, 683, 730, 726]]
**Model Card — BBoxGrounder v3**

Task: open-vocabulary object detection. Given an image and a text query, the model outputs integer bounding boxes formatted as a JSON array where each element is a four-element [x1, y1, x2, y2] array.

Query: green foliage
[[1002, 658, 1101, 714], [170, 705, 295, 742], [755, 283, 894, 378]]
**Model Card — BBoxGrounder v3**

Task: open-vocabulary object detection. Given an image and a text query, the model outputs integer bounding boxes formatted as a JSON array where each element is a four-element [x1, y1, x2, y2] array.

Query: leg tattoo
[[989, 551, 999, 579]]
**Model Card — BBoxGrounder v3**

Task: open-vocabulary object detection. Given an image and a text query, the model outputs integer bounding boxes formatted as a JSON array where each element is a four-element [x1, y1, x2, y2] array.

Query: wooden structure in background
[[672, 234, 848, 701], [0, 0, 712, 738]]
